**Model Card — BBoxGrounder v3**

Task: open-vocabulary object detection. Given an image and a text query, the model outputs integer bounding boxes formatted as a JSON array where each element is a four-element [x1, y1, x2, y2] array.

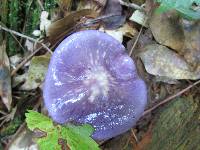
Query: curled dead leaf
[[0, 42, 12, 111], [102, 0, 125, 29]]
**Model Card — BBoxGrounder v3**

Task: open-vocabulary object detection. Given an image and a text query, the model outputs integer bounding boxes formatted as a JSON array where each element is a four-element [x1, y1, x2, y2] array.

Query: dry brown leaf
[[149, 10, 185, 53], [0, 41, 12, 111], [102, 0, 125, 29], [140, 44, 200, 80], [46, 9, 98, 46]]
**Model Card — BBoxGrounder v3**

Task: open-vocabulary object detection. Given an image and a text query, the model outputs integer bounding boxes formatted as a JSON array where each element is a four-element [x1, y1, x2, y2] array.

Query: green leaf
[[25, 110, 100, 150], [25, 110, 53, 131], [61, 124, 100, 150], [37, 129, 61, 150], [155, 0, 200, 20]]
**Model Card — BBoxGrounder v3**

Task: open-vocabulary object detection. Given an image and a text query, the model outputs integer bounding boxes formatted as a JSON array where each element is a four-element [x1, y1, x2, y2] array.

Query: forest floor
[[0, 0, 200, 150]]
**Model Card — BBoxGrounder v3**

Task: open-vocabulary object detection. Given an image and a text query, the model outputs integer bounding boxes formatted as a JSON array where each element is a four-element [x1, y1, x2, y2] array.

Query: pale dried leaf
[[0, 42, 12, 111], [140, 44, 200, 80], [129, 9, 148, 27], [100, 23, 137, 42], [21, 55, 50, 90], [77, 0, 107, 13]]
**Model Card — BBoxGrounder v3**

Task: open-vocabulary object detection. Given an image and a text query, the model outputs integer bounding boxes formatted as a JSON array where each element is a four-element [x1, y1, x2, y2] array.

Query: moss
[[147, 97, 200, 150]]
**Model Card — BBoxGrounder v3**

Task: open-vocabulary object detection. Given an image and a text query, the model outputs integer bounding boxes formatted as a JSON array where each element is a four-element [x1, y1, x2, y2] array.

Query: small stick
[[142, 79, 200, 116], [131, 129, 139, 143], [83, 14, 122, 27], [0, 24, 52, 54], [37, 0, 44, 10], [129, 25, 144, 56]]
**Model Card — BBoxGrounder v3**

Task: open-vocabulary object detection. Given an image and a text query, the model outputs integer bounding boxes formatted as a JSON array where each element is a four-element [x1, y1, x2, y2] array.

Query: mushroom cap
[[43, 30, 147, 140]]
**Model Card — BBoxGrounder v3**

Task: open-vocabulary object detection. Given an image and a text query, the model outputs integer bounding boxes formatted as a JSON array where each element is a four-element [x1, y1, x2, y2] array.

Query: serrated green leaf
[[37, 129, 61, 150], [61, 124, 100, 150], [25, 110, 100, 150], [25, 110, 53, 131]]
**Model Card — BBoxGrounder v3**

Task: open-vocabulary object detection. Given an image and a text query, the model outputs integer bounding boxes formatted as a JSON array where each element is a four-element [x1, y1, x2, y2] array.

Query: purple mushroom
[[43, 30, 147, 140]]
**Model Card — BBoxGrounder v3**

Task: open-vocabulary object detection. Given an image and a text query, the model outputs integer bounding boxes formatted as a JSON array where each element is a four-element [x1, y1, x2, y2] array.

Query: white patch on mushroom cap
[[83, 65, 112, 102]]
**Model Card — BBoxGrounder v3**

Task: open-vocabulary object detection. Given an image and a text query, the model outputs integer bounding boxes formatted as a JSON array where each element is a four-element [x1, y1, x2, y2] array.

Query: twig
[[131, 129, 138, 143], [118, 0, 144, 11], [142, 80, 200, 116], [0, 110, 7, 115], [11, 46, 43, 76], [0, 24, 52, 54], [37, 0, 44, 10], [83, 14, 122, 27], [129, 25, 144, 56], [9, 30, 27, 52], [0, 22, 26, 52]]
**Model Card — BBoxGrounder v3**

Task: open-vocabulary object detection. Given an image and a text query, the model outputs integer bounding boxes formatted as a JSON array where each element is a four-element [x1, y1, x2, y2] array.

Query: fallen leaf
[[129, 8, 149, 27], [46, 9, 98, 46], [102, 0, 126, 29], [25, 110, 100, 150], [100, 23, 137, 42], [149, 10, 185, 53], [0, 41, 12, 111], [21, 54, 50, 90], [77, 0, 107, 13], [140, 44, 200, 80], [182, 20, 200, 67]]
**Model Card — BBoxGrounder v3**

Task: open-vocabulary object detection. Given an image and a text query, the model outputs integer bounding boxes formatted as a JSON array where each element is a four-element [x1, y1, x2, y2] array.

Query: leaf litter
[[0, 0, 200, 150]]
